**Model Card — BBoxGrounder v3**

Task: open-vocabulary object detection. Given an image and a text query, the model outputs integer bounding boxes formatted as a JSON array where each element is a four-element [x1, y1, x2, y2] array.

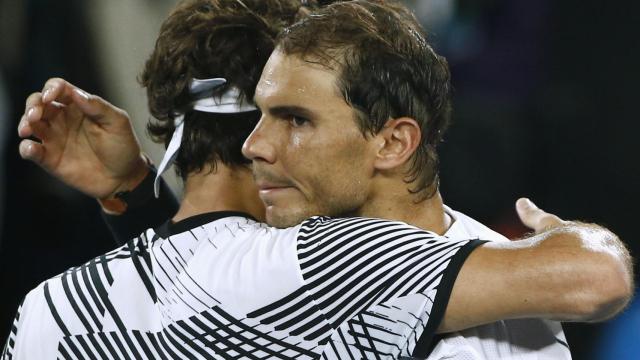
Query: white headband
[[154, 77, 258, 197]]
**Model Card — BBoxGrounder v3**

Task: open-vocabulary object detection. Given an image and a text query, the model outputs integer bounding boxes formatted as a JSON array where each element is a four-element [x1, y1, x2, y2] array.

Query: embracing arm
[[18, 78, 179, 244], [439, 199, 634, 333]]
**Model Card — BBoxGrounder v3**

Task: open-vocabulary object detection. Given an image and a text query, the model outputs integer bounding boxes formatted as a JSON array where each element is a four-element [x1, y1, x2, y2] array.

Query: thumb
[[516, 198, 564, 233], [70, 88, 125, 127], [41, 78, 112, 123], [70, 88, 107, 119]]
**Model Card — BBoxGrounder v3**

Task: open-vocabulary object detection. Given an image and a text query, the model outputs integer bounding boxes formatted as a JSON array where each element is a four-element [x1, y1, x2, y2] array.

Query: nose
[[242, 115, 276, 164]]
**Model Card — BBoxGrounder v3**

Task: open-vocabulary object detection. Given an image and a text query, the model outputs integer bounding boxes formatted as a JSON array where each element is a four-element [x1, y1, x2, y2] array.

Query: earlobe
[[373, 117, 421, 171]]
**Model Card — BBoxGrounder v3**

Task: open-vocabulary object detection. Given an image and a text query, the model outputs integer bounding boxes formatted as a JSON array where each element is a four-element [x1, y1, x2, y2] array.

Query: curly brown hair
[[139, 0, 303, 179], [278, 0, 453, 200]]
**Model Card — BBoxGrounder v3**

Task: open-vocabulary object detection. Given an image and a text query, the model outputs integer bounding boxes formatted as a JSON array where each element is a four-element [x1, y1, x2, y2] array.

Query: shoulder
[[296, 215, 440, 250], [445, 207, 509, 242], [19, 234, 152, 333], [294, 216, 475, 283], [298, 215, 432, 237]]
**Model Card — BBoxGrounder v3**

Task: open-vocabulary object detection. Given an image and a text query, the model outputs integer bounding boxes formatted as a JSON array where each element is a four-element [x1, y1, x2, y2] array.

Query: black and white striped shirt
[[2, 212, 482, 359]]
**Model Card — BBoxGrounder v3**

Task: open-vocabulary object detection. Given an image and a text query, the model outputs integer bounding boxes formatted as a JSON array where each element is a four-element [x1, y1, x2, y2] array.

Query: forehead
[[255, 50, 343, 108]]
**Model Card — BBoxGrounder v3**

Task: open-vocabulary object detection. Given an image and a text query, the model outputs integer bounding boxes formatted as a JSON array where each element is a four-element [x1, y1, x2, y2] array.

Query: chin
[[266, 207, 312, 229]]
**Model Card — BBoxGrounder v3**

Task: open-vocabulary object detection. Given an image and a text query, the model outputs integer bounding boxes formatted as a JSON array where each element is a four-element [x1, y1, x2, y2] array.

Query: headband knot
[[154, 77, 258, 197]]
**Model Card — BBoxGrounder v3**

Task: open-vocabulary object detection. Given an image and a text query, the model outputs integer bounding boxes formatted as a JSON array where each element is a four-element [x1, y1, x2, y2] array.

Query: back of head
[[277, 0, 453, 200], [140, 0, 302, 179]]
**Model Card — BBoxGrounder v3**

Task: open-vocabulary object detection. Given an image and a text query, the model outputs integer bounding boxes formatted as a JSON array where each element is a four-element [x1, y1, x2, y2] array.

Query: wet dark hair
[[278, 0, 453, 200], [139, 0, 302, 179]]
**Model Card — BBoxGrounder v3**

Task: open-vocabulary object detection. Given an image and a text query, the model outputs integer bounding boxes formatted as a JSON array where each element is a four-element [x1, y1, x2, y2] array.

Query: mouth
[[257, 182, 294, 193], [253, 167, 298, 201], [255, 180, 297, 203]]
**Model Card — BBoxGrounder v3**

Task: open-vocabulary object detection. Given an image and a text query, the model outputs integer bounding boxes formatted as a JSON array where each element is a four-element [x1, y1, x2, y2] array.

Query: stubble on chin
[[266, 207, 310, 229]]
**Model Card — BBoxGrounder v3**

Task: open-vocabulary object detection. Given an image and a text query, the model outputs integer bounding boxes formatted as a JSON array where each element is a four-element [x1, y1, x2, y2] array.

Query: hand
[[515, 197, 566, 234], [17, 78, 149, 199]]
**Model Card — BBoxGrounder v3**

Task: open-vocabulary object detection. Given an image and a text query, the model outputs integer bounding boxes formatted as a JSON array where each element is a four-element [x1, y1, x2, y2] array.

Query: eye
[[291, 115, 309, 127]]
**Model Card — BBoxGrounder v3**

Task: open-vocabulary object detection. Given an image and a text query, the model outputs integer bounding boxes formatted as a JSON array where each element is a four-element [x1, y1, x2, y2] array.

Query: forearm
[[439, 222, 633, 332]]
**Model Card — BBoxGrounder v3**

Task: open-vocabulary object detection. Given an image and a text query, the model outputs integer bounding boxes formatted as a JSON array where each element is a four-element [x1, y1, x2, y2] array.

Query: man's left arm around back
[[439, 198, 634, 333]]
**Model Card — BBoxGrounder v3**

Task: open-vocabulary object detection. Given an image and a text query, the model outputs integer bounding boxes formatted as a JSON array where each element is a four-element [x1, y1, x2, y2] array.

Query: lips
[[259, 187, 291, 196], [257, 184, 296, 206], [252, 165, 298, 201], [256, 181, 289, 190], [253, 166, 292, 188], [254, 176, 296, 201], [256, 181, 294, 195]]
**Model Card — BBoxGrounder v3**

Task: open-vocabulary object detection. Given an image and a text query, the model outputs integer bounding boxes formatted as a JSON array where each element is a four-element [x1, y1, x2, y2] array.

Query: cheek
[[283, 126, 372, 200], [312, 138, 372, 200], [292, 133, 303, 147]]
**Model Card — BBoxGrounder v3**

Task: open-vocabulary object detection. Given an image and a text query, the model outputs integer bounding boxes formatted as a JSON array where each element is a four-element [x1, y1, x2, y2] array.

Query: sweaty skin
[[17, 63, 634, 337], [246, 52, 376, 228], [244, 50, 451, 232], [243, 49, 633, 331]]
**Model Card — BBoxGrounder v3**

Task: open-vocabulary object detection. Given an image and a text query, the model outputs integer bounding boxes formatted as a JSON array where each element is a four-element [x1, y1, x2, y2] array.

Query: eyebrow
[[264, 105, 316, 119]]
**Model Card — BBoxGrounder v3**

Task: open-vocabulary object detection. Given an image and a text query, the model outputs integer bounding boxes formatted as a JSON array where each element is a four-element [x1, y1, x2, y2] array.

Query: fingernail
[[27, 107, 34, 119], [74, 88, 89, 101], [42, 88, 51, 102], [517, 198, 530, 209]]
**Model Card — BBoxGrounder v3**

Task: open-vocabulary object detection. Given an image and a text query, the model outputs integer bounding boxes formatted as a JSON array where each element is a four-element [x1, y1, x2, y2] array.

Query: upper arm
[[4, 284, 67, 359], [2, 298, 24, 359], [438, 242, 545, 332], [439, 225, 633, 333]]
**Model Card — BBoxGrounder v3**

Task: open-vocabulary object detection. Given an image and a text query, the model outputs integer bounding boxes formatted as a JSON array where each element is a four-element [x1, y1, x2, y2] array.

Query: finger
[[25, 92, 43, 114], [41, 77, 86, 106], [41, 78, 71, 104], [39, 100, 66, 123], [69, 88, 107, 119], [24, 99, 64, 131], [24, 92, 42, 113], [19, 116, 50, 141], [516, 198, 564, 232], [24, 99, 45, 124], [44, 79, 112, 122], [516, 197, 549, 227], [18, 115, 33, 138], [18, 139, 46, 164], [25, 92, 60, 119], [538, 213, 564, 231]]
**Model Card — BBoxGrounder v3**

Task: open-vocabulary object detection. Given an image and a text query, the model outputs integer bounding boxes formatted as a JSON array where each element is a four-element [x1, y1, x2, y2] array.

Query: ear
[[373, 117, 421, 171]]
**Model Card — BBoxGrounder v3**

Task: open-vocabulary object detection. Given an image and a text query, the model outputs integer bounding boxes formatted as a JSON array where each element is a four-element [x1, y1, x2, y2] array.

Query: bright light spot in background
[[413, 0, 456, 31]]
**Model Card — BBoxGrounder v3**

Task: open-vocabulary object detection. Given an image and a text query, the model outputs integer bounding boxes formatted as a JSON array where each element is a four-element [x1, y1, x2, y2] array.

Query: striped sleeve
[[1, 283, 67, 359], [2, 236, 155, 360], [295, 216, 485, 358], [1, 297, 24, 360]]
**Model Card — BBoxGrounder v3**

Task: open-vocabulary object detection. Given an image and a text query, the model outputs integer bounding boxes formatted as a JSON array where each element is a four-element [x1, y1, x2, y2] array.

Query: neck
[[172, 164, 265, 223], [359, 182, 451, 235]]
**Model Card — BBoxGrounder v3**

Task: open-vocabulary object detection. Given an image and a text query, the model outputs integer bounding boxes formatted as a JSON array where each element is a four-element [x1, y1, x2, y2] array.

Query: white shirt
[[426, 207, 571, 360], [3, 212, 482, 359]]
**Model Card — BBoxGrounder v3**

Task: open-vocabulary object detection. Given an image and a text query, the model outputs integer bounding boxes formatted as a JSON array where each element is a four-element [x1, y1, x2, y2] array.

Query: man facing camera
[[10, 0, 632, 359]]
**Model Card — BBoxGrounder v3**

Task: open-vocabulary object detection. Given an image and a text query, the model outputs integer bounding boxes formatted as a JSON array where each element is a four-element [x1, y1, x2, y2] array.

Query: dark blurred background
[[1, 0, 638, 358]]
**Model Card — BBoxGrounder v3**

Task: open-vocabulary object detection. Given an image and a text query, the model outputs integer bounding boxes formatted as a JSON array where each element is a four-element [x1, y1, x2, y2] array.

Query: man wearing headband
[[10, 0, 633, 359]]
